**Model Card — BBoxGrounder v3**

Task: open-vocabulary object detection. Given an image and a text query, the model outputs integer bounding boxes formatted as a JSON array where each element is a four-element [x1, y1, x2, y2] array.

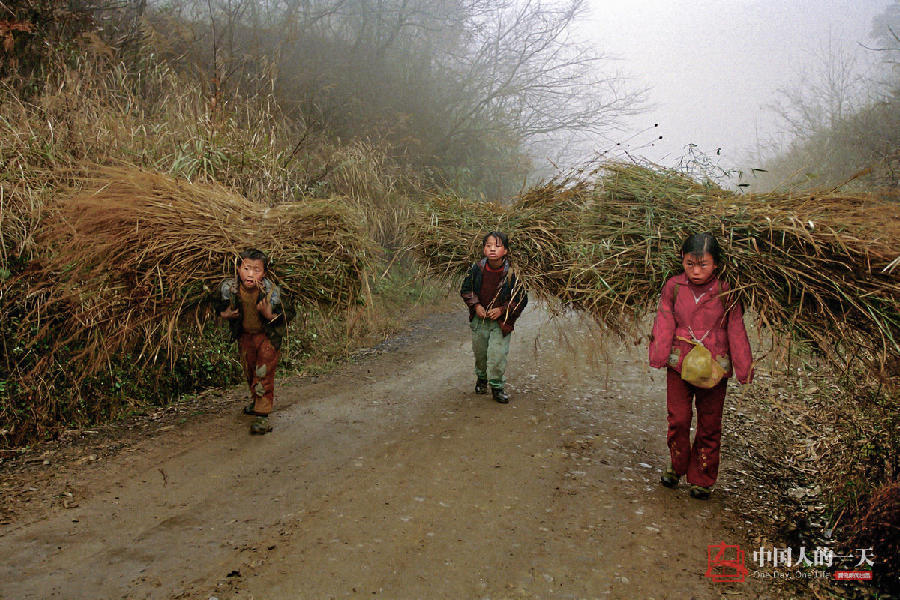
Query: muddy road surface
[[0, 306, 767, 599]]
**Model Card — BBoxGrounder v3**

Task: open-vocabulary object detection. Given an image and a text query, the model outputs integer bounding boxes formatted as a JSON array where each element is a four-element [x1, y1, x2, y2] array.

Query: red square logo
[[706, 542, 749, 583]]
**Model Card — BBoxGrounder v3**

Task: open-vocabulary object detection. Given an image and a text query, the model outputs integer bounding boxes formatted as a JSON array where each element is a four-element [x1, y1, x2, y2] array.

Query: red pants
[[238, 332, 280, 415], [666, 368, 727, 488]]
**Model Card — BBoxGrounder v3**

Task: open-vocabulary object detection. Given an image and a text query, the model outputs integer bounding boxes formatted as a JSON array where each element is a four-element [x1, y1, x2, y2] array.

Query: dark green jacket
[[460, 258, 528, 335], [213, 277, 289, 350]]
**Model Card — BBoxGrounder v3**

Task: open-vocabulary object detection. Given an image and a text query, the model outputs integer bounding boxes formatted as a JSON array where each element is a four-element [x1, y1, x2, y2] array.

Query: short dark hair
[[482, 231, 510, 250], [680, 233, 721, 264], [239, 248, 269, 271]]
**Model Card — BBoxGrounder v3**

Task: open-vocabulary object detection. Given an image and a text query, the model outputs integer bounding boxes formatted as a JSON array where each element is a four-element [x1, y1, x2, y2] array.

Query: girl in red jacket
[[649, 233, 753, 499]]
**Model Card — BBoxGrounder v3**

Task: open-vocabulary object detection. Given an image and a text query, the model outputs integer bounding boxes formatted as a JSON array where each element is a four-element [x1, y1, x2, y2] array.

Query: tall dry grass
[[1, 165, 374, 443], [0, 52, 422, 446], [410, 162, 900, 377], [31, 168, 371, 371], [0, 53, 411, 265]]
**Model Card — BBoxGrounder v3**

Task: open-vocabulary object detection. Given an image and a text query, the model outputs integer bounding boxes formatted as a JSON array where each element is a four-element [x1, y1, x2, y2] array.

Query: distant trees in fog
[[145, 0, 642, 198], [2, 0, 641, 199], [750, 1, 900, 193]]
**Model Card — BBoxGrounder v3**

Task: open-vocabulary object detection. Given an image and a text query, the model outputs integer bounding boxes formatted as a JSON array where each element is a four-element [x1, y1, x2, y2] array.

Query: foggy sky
[[581, 0, 893, 173]]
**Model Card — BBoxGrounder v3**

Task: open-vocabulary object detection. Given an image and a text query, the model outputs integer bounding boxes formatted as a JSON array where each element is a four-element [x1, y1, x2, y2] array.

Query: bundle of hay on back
[[14, 167, 373, 382], [409, 162, 900, 375]]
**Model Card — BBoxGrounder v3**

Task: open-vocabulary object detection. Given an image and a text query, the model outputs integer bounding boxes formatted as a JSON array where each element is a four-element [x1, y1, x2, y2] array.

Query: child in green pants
[[460, 231, 528, 403]]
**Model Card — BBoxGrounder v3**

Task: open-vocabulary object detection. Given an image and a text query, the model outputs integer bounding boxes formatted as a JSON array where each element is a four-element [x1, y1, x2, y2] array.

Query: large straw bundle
[[410, 162, 900, 373], [13, 167, 372, 382]]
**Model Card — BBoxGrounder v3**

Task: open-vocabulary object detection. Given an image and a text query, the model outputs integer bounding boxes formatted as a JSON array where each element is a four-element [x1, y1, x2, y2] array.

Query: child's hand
[[220, 306, 239, 319], [486, 307, 504, 320], [474, 304, 487, 319], [257, 297, 276, 321]]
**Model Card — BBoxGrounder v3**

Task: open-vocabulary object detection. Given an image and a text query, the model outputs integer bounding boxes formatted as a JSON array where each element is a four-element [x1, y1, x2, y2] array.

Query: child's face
[[483, 236, 507, 263], [682, 252, 716, 285], [238, 258, 266, 289]]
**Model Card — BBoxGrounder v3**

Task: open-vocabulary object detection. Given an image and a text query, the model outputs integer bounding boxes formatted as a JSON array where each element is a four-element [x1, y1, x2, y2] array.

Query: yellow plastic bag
[[677, 336, 726, 389]]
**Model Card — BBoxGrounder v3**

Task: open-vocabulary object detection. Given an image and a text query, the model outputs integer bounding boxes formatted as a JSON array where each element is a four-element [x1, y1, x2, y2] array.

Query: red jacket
[[649, 273, 753, 384]]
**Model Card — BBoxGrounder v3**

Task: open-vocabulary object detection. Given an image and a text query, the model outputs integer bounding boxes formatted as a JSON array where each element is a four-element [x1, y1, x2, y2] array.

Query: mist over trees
[[0, 0, 642, 199], [140, 0, 641, 198], [748, 1, 900, 193]]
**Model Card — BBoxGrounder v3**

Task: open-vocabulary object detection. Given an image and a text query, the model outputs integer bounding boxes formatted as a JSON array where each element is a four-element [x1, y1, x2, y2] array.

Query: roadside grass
[[0, 258, 450, 450], [0, 52, 420, 449]]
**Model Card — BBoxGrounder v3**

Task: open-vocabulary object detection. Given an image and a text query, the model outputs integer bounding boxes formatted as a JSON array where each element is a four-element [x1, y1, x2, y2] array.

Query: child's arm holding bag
[[726, 300, 753, 384], [460, 263, 487, 318], [649, 280, 677, 369]]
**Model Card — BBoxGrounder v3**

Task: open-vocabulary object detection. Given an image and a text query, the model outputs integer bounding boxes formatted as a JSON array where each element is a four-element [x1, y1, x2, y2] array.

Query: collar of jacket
[[230, 277, 277, 303], [478, 257, 509, 278], [672, 272, 722, 300]]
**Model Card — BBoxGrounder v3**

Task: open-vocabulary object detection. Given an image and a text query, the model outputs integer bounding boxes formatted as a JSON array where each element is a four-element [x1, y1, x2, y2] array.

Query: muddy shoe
[[660, 466, 680, 488], [242, 402, 268, 417], [475, 378, 488, 394], [249, 417, 273, 435], [689, 485, 712, 500], [492, 387, 509, 404]]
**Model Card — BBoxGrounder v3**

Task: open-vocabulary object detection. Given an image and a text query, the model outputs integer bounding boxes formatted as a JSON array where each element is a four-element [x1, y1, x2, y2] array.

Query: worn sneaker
[[475, 378, 488, 394], [492, 387, 509, 404], [689, 485, 712, 500], [660, 466, 680, 488], [250, 417, 273, 435]]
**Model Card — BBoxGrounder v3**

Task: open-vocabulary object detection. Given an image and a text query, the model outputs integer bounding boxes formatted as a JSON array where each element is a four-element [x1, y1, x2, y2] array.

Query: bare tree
[[767, 35, 871, 141], [144, 0, 642, 197], [868, 0, 900, 93], [750, 5, 900, 192], [434, 0, 641, 146]]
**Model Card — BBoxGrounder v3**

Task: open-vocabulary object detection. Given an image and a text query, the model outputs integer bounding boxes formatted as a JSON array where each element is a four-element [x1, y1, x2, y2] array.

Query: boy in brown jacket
[[214, 249, 289, 435]]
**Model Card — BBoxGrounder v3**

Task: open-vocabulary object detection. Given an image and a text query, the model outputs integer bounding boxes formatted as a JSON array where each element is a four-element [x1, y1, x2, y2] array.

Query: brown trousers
[[238, 332, 280, 415]]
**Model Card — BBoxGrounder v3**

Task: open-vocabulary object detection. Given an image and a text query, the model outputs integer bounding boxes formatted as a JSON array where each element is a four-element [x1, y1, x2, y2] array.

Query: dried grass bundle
[[14, 167, 372, 382], [409, 162, 900, 374]]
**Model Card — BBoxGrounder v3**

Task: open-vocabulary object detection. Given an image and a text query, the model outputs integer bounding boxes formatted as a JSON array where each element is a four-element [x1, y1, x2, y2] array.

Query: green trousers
[[469, 318, 511, 389]]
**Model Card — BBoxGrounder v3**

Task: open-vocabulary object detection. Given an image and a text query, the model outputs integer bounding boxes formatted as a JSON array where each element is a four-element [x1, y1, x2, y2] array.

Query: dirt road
[[0, 306, 767, 599]]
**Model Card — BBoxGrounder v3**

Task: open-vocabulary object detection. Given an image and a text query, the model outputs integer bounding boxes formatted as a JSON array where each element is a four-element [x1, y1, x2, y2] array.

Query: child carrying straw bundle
[[460, 232, 528, 404], [649, 233, 753, 499], [214, 248, 290, 435]]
